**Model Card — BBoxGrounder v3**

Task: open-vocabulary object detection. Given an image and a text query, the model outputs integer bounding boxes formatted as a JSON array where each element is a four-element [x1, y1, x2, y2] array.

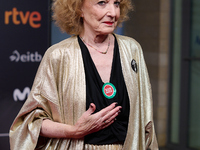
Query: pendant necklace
[[80, 36, 110, 54]]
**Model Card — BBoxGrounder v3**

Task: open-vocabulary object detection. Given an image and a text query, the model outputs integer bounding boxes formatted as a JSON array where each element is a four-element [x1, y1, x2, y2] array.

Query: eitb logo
[[9, 50, 42, 62]]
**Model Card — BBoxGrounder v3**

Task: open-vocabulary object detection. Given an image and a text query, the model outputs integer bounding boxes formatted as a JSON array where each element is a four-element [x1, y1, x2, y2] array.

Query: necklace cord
[[80, 36, 110, 54]]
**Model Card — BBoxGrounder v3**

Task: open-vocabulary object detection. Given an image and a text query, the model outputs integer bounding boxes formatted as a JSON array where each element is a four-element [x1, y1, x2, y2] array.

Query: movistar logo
[[10, 50, 42, 62], [13, 87, 30, 101]]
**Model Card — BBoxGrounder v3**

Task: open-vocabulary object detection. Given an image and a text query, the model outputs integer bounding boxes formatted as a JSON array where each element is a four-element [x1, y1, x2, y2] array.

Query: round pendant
[[102, 83, 117, 99]]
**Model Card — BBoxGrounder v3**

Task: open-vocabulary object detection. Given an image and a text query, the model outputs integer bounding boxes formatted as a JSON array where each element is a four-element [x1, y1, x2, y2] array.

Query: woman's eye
[[98, 1, 106, 5], [114, 1, 120, 7]]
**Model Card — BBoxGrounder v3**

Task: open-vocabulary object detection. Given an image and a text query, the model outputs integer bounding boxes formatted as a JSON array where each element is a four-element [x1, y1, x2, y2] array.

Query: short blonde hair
[[52, 0, 133, 35]]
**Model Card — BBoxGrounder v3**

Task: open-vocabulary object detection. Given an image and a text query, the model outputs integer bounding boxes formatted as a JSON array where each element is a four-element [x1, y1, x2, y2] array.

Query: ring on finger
[[104, 120, 107, 124]]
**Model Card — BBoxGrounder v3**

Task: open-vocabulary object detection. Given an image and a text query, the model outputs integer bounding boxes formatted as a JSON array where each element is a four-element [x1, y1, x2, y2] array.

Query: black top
[[78, 35, 130, 145]]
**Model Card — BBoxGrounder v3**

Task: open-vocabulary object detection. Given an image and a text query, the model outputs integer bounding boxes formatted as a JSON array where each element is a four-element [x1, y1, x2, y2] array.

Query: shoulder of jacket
[[115, 34, 137, 43], [115, 34, 142, 51], [42, 36, 78, 60], [48, 36, 77, 52]]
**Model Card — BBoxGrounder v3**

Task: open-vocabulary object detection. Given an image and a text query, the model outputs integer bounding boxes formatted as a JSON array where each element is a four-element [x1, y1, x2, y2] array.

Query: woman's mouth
[[104, 22, 114, 25]]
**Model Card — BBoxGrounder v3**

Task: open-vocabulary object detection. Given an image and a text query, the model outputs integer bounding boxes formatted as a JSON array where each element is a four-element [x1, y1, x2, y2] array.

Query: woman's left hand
[[40, 102, 121, 139], [73, 102, 121, 138]]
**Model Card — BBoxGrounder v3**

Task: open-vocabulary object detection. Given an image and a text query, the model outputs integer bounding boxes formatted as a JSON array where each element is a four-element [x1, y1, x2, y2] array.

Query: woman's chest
[[90, 51, 113, 83]]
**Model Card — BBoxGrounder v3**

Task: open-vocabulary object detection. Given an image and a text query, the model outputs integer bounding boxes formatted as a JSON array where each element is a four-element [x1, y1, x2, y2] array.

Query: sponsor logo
[[10, 50, 42, 62], [4, 7, 42, 28], [13, 87, 30, 101]]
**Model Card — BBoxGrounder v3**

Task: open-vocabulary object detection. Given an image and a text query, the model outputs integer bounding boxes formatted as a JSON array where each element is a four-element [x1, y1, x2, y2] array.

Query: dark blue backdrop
[[0, 1, 50, 149]]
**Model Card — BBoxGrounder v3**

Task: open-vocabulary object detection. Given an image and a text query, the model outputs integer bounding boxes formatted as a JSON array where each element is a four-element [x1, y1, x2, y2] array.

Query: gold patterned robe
[[9, 34, 158, 150]]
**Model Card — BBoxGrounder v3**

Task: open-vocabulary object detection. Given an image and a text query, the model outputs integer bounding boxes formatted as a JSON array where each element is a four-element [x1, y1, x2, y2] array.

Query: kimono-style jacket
[[9, 34, 158, 150]]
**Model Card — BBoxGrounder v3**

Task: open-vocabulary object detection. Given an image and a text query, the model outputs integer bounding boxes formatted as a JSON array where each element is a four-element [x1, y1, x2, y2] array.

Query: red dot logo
[[104, 85, 114, 96], [102, 83, 116, 99]]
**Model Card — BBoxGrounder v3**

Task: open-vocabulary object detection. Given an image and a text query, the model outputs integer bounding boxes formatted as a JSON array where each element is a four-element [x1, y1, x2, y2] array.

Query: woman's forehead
[[84, 0, 121, 3]]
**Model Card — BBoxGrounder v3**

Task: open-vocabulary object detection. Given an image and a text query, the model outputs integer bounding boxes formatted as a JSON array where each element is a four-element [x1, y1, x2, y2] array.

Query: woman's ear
[[80, 4, 84, 18], [80, 8, 84, 17]]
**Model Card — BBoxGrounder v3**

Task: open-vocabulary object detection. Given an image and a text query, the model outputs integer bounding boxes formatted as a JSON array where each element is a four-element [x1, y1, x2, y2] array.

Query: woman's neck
[[79, 31, 110, 45]]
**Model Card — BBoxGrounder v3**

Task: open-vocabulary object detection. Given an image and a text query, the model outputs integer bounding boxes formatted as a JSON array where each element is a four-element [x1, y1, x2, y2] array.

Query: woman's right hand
[[73, 102, 122, 138]]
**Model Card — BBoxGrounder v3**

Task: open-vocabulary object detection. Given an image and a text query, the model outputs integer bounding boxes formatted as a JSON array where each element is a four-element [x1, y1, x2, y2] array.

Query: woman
[[9, 0, 158, 149]]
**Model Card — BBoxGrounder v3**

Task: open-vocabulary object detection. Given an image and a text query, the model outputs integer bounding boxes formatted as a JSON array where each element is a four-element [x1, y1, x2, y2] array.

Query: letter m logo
[[13, 87, 30, 101]]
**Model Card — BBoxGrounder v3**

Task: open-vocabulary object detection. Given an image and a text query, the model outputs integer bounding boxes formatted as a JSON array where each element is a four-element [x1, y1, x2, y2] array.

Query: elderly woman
[[9, 0, 158, 149]]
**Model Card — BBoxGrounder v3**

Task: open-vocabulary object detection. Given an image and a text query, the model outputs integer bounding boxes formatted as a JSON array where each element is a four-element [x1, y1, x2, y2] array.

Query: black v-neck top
[[78, 35, 130, 145]]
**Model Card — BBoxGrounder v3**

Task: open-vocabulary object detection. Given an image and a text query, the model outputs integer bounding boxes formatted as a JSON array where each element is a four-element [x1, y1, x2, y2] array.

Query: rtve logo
[[4, 7, 41, 28]]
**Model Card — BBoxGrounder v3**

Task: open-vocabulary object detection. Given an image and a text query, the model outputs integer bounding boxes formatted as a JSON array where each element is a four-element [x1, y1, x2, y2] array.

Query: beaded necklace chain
[[80, 36, 110, 54]]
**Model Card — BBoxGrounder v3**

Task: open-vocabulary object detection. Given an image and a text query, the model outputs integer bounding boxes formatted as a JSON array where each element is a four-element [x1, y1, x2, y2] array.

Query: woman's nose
[[107, 4, 117, 17]]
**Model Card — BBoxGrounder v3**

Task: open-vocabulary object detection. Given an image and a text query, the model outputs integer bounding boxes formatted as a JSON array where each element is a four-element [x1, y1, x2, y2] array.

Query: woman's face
[[81, 0, 120, 35]]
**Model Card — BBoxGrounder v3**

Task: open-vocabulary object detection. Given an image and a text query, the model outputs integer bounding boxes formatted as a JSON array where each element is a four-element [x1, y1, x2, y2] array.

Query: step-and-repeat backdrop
[[0, 1, 50, 149]]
